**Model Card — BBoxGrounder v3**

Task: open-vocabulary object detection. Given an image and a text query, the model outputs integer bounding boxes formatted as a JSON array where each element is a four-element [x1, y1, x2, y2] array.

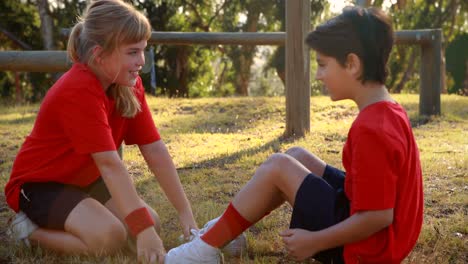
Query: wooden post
[[420, 29, 442, 116], [285, 0, 310, 137]]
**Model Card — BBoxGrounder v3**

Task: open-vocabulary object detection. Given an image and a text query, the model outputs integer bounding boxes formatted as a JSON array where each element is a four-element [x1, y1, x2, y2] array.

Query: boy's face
[[314, 52, 354, 101], [98, 40, 147, 88]]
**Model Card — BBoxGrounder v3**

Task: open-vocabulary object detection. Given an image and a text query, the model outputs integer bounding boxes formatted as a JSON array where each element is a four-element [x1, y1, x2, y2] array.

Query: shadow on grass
[[153, 98, 284, 135], [397, 100, 468, 127], [0, 115, 36, 125], [177, 134, 295, 171]]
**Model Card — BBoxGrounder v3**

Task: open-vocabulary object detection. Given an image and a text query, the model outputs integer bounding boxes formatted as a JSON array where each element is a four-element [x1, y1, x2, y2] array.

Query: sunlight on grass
[[0, 94, 467, 263]]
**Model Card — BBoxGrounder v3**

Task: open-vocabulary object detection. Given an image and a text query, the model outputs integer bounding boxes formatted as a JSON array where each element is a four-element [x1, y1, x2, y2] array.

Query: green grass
[[0, 94, 467, 263]]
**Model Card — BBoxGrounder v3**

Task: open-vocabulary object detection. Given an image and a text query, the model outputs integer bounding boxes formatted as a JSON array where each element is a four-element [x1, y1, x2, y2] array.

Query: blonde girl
[[5, 1, 197, 263]]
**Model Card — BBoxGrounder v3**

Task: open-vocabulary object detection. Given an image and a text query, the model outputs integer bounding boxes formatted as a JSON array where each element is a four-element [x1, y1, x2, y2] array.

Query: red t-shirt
[[342, 101, 423, 263], [5, 63, 160, 212]]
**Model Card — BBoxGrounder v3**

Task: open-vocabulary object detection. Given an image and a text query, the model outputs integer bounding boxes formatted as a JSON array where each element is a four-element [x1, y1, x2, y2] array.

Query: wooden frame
[[0, 1, 443, 136]]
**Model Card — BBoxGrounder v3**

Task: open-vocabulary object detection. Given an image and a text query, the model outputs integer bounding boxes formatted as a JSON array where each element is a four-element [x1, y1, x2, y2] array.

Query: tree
[[37, 0, 55, 51], [445, 33, 468, 95], [132, 0, 223, 97], [0, 0, 46, 102], [266, 0, 327, 88], [386, 0, 468, 94]]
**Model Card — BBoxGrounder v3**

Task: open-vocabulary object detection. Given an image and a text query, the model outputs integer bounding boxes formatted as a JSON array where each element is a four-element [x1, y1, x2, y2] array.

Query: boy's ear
[[345, 53, 362, 78]]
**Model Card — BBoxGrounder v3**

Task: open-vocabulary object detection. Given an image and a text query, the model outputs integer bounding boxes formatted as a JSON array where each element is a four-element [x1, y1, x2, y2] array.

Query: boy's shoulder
[[355, 101, 408, 127], [351, 101, 412, 143]]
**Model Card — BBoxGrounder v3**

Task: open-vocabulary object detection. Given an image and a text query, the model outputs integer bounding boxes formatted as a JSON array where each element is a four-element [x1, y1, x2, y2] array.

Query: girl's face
[[97, 40, 147, 89], [315, 52, 355, 101]]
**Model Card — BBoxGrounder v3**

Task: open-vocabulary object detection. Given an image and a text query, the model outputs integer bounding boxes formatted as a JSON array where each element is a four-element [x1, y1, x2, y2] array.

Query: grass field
[[0, 94, 466, 263]]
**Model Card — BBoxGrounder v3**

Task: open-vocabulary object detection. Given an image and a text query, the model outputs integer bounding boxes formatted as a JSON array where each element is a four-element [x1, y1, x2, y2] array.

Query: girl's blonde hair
[[67, 0, 152, 117]]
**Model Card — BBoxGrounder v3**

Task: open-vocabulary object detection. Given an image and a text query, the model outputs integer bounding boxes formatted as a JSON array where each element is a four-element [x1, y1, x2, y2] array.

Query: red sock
[[201, 203, 252, 248]]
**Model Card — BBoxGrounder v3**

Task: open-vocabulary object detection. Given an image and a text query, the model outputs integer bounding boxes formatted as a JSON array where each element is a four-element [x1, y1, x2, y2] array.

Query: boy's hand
[[280, 228, 320, 261]]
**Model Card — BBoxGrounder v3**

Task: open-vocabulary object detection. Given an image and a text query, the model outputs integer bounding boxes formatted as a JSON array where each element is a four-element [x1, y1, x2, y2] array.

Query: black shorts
[[18, 178, 111, 230], [290, 165, 349, 264]]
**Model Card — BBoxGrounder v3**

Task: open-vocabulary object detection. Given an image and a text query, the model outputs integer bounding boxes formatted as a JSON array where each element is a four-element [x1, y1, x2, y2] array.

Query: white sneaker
[[165, 236, 221, 264], [6, 211, 38, 247], [200, 217, 248, 257]]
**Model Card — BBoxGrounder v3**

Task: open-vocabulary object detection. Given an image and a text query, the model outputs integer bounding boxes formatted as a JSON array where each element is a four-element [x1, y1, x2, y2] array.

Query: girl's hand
[[136, 227, 166, 264], [280, 228, 320, 261], [178, 209, 198, 240]]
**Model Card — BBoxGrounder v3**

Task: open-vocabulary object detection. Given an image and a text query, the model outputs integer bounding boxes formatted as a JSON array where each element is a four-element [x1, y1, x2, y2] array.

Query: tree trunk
[[394, 49, 417, 93], [235, 10, 259, 96], [236, 47, 255, 96], [173, 47, 189, 97], [37, 0, 55, 51], [441, 46, 447, 94], [463, 60, 468, 95], [356, 0, 372, 7], [215, 60, 228, 93], [276, 69, 285, 86]]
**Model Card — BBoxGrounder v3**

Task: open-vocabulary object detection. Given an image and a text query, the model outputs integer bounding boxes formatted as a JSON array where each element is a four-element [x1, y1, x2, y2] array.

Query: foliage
[[445, 33, 468, 95], [385, 0, 468, 94], [132, 0, 224, 97], [0, 0, 467, 101], [0, 94, 467, 263], [265, 0, 329, 96], [0, 0, 49, 103]]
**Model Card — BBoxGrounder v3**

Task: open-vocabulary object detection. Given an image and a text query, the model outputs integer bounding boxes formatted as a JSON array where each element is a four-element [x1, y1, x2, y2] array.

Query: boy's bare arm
[[281, 208, 393, 260], [317, 208, 393, 250]]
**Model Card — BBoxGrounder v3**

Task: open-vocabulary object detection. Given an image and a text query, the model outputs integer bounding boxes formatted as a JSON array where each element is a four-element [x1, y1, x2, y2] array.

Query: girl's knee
[[85, 220, 126, 254], [147, 206, 161, 234]]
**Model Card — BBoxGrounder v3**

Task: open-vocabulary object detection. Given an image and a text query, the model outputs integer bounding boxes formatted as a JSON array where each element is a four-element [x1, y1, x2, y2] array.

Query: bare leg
[[105, 198, 161, 234], [29, 198, 126, 254], [285, 147, 327, 177], [231, 153, 313, 223]]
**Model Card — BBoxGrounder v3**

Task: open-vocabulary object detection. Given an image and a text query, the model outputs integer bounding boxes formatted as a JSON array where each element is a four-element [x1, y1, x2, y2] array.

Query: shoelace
[[178, 228, 201, 243]]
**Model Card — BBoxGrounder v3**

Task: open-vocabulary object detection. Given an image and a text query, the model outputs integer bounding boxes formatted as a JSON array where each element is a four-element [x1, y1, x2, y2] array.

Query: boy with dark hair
[[165, 6, 423, 264]]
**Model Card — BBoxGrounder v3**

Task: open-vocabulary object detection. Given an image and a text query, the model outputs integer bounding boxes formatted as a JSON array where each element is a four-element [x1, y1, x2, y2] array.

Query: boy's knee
[[285, 146, 309, 159], [262, 153, 295, 174]]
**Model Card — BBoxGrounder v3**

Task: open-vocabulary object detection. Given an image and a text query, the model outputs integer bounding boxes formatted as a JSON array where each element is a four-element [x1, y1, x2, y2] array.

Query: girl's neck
[[88, 63, 111, 91], [353, 81, 393, 111]]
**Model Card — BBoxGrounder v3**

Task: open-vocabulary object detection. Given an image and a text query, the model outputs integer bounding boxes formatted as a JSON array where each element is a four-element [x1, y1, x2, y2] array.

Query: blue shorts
[[290, 165, 349, 264]]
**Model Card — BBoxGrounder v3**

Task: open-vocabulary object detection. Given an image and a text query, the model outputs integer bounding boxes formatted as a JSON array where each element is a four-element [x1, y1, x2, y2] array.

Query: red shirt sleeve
[[348, 128, 401, 211], [124, 79, 161, 145], [58, 91, 116, 154]]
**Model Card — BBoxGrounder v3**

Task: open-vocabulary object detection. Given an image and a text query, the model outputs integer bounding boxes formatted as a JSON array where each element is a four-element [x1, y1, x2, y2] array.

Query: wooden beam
[[61, 29, 286, 46], [285, 0, 310, 137], [0, 51, 70, 72], [395, 30, 435, 45], [0, 28, 443, 118], [149, 32, 285, 45]]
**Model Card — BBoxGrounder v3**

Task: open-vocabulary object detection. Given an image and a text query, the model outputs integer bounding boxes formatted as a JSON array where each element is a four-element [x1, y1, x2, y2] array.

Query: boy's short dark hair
[[306, 6, 394, 84]]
